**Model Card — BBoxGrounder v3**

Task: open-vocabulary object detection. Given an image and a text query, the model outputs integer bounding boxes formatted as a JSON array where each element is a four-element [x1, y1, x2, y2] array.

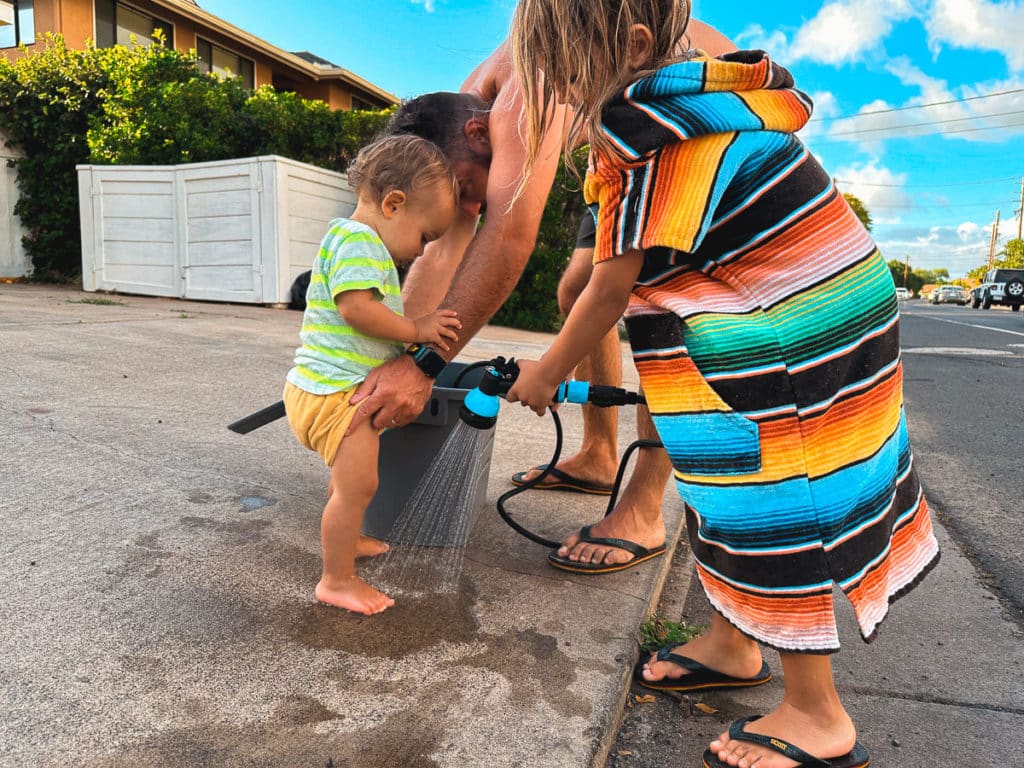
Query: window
[[197, 38, 255, 90], [351, 95, 375, 112], [0, 0, 35, 49], [95, 0, 173, 49]]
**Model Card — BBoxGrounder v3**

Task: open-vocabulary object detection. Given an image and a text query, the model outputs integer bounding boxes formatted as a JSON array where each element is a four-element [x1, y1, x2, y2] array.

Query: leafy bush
[[0, 38, 114, 280], [0, 35, 391, 279]]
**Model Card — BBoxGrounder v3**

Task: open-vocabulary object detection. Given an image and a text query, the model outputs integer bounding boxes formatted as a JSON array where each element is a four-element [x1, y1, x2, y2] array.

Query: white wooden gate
[[78, 156, 357, 304], [1, 137, 30, 279], [179, 161, 264, 303]]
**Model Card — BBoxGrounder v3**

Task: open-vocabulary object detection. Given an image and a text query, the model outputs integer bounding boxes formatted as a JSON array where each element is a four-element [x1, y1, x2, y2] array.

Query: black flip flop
[[634, 648, 772, 692], [703, 716, 870, 768], [547, 524, 666, 574], [511, 465, 614, 495]]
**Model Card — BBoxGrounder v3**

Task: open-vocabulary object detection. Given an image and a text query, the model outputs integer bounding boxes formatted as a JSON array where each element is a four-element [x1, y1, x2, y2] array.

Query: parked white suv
[[894, 287, 911, 301], [976, 268, 1024, 312]]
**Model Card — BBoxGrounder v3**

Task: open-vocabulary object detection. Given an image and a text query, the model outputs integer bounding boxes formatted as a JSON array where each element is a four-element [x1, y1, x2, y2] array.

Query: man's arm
[[401, 209, 478, 319], [436, 70, 566, 359], [688, 19, 737, 56]]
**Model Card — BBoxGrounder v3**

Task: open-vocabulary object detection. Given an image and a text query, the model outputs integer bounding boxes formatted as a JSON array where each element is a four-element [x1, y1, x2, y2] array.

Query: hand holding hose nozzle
[[459, 357, 645, 430]]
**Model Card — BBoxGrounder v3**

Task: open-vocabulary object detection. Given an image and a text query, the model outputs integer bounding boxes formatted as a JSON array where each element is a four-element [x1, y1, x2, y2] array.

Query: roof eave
[[150, 0, 399, 105]]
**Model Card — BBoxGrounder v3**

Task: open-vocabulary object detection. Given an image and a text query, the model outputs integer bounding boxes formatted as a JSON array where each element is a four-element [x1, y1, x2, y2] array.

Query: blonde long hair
[[511, 0, 691, 173]]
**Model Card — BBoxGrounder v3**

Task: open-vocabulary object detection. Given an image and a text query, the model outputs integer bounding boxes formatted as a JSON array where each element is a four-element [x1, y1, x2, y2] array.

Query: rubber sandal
[[547, 524, 666, 574], [511, 465, 614, 495]]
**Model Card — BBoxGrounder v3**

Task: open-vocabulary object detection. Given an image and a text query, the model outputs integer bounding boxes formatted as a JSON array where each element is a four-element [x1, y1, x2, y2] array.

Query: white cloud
[[874, 221, 995, 275], [411, 0, 437, 11], [787, 0, 915, 66], [818, 64, 1024, 146], [809, 90, 840, 119], [740, 0, 1024, 73], [735, 23, 791, 59], [832, 160, 914, 224], [925, 0, 1024, 71], [957, 221, 982, 241], [873, 210, 1018, 277]]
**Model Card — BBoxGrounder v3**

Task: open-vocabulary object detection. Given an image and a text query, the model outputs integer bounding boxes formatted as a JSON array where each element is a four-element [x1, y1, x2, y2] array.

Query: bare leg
[[518, 247, 620, 487], [315, 418, 394, 615], [557, 399, 672, 564], [709, 653, 857, 768], [518, 246, 673, 565], [327, 476, 389, 559]]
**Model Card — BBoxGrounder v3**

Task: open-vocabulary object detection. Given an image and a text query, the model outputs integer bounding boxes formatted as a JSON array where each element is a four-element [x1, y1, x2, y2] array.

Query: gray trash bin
[[362, 362, 496, 546]]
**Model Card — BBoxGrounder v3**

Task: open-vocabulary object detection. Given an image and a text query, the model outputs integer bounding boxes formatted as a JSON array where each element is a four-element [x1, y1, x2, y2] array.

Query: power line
[[833, 175, 1019, 188], [806, 118, 1024, 145], [808, 87, 1024, 123], [822, 108, 1024, 138], [864, 200, 1020, 209]]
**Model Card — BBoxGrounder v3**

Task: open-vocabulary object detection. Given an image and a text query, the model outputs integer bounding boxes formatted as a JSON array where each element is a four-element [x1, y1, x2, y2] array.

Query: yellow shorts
[[283, 381, 360, 467]]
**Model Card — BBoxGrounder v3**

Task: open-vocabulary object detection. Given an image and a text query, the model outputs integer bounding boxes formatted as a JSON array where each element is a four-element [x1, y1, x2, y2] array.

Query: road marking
[[903, 347, 1015, 357], [917, 314, 1024, 338]]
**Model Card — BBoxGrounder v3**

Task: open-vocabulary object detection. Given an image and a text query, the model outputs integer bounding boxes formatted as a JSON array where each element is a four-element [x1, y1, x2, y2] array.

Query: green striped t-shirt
[[286, 218, 404, 395]]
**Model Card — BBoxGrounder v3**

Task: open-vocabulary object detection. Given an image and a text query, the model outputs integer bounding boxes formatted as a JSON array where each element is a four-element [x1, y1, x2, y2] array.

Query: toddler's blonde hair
[[347, 134, 458, 205]]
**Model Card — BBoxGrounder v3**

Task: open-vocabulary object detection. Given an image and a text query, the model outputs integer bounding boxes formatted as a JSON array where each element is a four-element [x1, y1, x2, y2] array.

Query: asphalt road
[[896, 300, 1024, 621]]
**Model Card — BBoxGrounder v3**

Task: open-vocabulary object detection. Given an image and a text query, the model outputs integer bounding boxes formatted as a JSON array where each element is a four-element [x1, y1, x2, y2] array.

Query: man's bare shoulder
[[461, 41, 512, 102]]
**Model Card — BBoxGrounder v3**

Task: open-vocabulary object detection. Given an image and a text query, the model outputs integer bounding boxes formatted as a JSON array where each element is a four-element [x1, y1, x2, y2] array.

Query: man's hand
[[347, 355, 433, 434], [412, 309, 461, 351]]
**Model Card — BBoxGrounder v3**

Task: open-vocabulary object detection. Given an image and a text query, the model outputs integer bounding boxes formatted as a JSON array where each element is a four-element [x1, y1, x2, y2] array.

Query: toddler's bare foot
[[356, 535, 389, 558], [315, 576, 394, 615]]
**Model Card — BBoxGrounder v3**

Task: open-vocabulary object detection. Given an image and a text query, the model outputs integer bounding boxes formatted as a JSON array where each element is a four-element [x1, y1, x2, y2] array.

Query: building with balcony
[[0, 0, 397, 110]]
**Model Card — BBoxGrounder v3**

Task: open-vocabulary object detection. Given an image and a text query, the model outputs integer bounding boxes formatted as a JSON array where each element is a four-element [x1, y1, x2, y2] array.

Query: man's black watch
[[406, 343, 447, 379]]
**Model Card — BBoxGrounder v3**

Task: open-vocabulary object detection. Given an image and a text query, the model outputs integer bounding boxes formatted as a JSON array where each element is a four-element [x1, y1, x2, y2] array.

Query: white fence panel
[[78, 156, 357, 304], [179, 161, 262, 303], [0, 137, 30, 279], [277, 159, 358, 297], [79, 167, 179, 296]]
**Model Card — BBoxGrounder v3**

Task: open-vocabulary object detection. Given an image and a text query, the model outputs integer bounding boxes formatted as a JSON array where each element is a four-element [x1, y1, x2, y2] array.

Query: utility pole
[[1017, 177, 1023, 241], [903, 255, 910, 288], [988, 210, 1001, 269]]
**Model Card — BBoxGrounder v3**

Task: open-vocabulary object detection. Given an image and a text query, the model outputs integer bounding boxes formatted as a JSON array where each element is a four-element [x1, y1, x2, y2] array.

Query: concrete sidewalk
[[2, 284, 1022, 768]]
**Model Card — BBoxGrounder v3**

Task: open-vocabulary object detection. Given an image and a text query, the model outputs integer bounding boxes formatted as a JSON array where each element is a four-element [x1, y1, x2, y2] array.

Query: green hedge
[[0, 36, 390, 281]]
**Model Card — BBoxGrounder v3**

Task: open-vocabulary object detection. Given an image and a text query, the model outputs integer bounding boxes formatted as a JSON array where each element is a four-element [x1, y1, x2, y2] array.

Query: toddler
[[284, 134, 461, 615]]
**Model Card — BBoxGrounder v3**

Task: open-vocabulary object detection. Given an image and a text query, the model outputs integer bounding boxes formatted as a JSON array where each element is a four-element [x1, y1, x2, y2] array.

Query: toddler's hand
[[412, 309, 461, 351], [506, 359, 562, 417]]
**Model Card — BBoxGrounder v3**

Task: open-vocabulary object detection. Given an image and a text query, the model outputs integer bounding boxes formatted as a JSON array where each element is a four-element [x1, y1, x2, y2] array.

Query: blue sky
[[199, 0, 1024, 278]]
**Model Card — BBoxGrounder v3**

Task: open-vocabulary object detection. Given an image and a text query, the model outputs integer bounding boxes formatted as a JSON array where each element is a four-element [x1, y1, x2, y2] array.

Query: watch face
[[408, 345, 445, 377]]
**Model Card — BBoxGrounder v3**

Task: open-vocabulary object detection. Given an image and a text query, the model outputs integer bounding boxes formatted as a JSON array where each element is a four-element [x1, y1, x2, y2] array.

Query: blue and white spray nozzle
[[459, 357, 645, 430]]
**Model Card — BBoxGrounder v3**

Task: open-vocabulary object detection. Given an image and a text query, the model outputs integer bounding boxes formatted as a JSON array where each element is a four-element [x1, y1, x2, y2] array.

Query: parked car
[[930, 285, 967, 305], [894, 287, 911, 301], [976, 268, 1024, 311]]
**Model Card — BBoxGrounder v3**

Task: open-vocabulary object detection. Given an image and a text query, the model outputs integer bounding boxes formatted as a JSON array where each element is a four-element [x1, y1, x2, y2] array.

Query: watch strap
[[406, 343, 446, 379]]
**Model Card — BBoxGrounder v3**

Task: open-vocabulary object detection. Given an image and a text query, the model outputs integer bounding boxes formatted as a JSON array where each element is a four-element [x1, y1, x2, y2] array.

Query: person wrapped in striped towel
[[504, 1, 939, 766]]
